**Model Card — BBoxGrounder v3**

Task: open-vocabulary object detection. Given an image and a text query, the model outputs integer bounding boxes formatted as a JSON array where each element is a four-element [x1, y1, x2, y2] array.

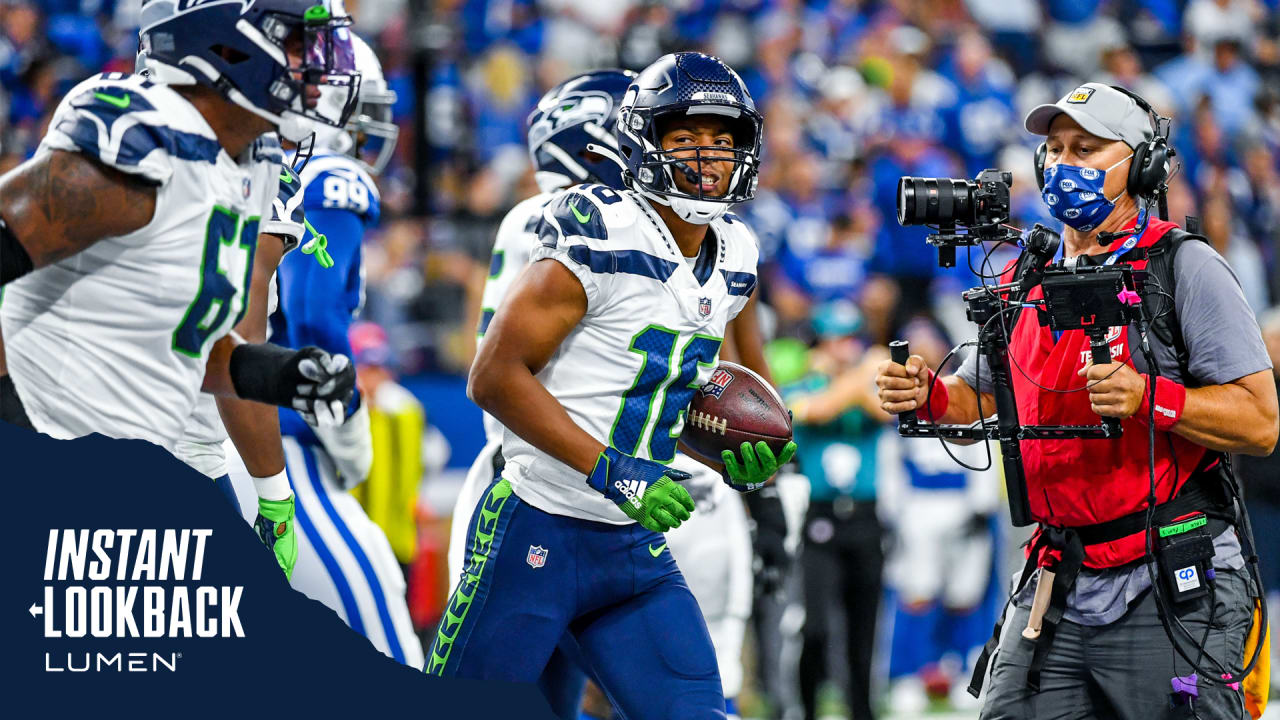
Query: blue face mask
[[1041, 153, 1132, 232]]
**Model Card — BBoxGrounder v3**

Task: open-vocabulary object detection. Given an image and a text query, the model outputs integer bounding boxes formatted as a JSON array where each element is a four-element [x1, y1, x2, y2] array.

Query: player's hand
[[254, 496, 298, 580], [1079, 361, 1145, 419], [875, 354, 929, 414], [289, 347, 356, 427], [586, 447, 695, 532], [721, 440, 797, 492]]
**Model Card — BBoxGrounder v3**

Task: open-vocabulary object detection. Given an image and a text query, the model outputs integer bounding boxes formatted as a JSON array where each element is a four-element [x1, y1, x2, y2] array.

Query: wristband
[[1137, 375, 1186, 432], [921, 369, 950, 422], [252, 469, 292, 501]]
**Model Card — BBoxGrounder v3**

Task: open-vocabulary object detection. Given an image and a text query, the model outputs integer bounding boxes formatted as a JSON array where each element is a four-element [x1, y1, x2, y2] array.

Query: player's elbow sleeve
[[0, 216, 33, 284]]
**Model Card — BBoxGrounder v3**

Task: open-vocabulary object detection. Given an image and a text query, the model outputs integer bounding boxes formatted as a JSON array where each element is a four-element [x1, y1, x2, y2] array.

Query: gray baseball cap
[[1024, 83, 1154, 150]]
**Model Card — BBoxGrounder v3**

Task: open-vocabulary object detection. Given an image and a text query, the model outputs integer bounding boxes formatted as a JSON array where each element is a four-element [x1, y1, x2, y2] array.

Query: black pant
[[799, 499, 884, 720], [0, 375, 32, 430]]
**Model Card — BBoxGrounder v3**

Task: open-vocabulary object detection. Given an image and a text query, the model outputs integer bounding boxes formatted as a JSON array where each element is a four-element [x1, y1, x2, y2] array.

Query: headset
[[1034, 85, 1172, 200]]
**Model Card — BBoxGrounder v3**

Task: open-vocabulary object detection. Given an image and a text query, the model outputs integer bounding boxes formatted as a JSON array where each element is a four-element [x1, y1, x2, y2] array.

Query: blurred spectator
[[782, 302, 890, 720], [879, 320, 1000, 715]]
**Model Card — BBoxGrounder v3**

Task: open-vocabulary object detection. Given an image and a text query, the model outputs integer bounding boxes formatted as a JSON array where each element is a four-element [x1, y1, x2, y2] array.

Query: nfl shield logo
[[700, 368, 735, 398], [526, 545, 548, 569], [698, 297, 712, 318]]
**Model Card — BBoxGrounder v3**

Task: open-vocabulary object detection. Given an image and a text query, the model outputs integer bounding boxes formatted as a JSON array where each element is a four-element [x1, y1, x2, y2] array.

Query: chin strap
[[584, 142, 628, 174]]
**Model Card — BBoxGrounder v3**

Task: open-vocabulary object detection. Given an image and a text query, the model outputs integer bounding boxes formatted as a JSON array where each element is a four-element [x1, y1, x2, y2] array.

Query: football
[[679, 361, 794, 468]]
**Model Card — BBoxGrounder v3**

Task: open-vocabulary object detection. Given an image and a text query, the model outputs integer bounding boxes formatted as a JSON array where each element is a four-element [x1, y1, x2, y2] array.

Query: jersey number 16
[[610, 325, 722, 464]]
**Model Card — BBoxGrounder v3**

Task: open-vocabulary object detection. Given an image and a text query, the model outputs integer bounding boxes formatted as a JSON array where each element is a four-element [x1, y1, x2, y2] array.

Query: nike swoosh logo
[[570, 202, 592, 224], [648, 542, 667, 557], [279, 171, 294, 184], [93, 91, 130, 109]]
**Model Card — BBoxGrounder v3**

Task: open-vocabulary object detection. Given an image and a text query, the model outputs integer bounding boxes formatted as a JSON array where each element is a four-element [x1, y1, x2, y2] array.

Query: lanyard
[[1103, 209, 1149, 266]]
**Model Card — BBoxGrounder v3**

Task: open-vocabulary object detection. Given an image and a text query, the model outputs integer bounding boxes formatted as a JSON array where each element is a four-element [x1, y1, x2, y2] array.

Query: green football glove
[[254, 496, 298, 580], [721, 440, 798, 492], [586, 447, 696, 533]]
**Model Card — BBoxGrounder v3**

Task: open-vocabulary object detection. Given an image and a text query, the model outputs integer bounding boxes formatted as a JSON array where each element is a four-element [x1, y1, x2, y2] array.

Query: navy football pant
[[429, 478, 725, 720]]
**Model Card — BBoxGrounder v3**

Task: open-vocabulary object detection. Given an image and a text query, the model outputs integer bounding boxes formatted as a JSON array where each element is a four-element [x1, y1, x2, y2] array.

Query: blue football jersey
[[273, 152, 377, 441]]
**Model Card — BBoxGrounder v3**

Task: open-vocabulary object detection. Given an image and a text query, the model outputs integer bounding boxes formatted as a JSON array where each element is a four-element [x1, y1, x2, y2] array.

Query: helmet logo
[[629, 113, 644, 131], [638, 167, 654, 183]]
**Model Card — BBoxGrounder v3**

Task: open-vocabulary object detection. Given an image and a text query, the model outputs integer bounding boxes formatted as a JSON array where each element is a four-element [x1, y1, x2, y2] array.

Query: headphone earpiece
[[1125, 135, 1169, 198], [1034, 142, 1047, 191]]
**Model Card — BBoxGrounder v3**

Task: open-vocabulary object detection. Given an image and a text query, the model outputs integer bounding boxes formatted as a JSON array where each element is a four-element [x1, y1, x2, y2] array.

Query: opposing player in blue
[[435, 53, 795, 718], [251, 34, 424, 667]]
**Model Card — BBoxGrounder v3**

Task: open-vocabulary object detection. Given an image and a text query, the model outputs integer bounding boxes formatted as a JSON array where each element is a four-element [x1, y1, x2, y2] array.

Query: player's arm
[[200, 234, 355, 428], [727, 293, 772, 383], [468, 258, 602, 474], [470, 257, 694, 531], [0, 150, 156, 283], [215, 232, 288, 478], [213, 232, 297, 579]]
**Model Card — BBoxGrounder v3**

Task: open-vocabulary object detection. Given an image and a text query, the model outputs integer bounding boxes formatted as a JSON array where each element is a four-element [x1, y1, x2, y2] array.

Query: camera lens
[[896, 177, 978, 226]]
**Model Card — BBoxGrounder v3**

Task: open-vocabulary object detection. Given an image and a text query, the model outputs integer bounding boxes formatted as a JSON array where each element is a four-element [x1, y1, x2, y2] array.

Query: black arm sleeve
[[0, 217, 33, 285], [229, 343, 303, 407]]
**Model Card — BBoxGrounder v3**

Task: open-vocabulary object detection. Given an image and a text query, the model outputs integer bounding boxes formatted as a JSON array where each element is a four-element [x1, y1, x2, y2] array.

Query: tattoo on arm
[[0, 150, 157, 268]]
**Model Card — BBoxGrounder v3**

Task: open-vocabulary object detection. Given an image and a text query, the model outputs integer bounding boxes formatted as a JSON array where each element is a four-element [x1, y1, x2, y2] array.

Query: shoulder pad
[[301, 154, 381, 225], [44, 74, 221, 185], [545, 184, 640, 241]]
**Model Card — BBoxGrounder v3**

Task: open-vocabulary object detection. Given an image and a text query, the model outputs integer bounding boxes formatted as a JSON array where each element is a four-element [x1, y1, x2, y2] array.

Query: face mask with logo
[[1041, 153, 1132, 231]]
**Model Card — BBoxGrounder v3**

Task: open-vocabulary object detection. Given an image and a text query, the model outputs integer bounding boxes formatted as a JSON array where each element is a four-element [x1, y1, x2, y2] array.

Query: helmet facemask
[[620, 102, 762, 224], [264, 7, 360, 141]]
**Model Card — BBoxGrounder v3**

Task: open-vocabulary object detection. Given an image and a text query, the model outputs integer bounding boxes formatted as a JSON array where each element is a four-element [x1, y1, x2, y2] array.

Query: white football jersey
[[502, 184, 761, 524], [172, 145, 307, 479], [1, 73, 279, 450], [477, 191, 555, 443]]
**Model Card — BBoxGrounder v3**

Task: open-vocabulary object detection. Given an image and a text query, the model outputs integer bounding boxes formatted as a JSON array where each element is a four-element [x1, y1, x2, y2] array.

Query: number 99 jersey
[[0, 73, 280, 450], [501, 184, 761, 524]]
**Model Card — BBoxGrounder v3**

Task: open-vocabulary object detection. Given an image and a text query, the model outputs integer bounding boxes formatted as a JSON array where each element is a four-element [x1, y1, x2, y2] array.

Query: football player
[[433, 53, 795, 719], [0, 2, 357, 458], [449, 67, 772, 720], [227, 34, 424, 668]]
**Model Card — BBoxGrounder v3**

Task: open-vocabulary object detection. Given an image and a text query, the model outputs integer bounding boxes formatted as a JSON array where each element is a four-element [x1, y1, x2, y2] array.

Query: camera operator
[[876, 83, 1279, 719]]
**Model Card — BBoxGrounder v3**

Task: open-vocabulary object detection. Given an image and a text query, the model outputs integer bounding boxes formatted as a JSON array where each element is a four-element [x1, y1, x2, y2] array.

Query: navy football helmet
[[617, 52, 763, 224], [526, 69, 636, 193], [137, 0, 360, 142]]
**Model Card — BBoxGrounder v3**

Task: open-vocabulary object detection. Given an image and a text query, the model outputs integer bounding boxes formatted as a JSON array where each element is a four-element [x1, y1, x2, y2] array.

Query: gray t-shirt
[[953, 238, 1271, 624]]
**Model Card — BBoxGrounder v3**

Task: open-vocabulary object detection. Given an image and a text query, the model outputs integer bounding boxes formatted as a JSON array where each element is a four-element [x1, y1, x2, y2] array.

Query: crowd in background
[[6, 0, 1280, 717], [10, 0, 1279, 371]]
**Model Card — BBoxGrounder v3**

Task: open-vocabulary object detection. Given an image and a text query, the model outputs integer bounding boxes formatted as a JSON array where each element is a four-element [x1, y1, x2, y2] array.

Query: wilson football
[[679, 361, 793, 468]]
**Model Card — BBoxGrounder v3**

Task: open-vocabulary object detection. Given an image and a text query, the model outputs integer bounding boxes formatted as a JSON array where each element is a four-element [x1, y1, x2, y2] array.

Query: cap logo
[[1066, 87, 1095, 104]]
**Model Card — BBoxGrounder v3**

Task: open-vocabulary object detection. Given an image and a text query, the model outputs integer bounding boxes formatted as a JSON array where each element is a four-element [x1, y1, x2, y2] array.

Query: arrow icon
[[29, 603, 42, 618]]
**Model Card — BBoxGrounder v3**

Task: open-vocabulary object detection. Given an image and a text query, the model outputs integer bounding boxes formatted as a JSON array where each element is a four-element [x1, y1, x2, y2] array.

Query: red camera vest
[[1001, 216, 1207, 568]]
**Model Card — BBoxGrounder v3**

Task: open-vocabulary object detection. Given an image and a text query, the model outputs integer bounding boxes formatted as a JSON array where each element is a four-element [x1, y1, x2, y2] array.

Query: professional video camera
[[896, 169, 1019, 267], [892, 170, 1147, 527]]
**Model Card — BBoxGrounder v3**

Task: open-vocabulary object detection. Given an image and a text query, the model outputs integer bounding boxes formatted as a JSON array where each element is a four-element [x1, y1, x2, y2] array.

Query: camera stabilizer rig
[[895, 170, 1148, 527]]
